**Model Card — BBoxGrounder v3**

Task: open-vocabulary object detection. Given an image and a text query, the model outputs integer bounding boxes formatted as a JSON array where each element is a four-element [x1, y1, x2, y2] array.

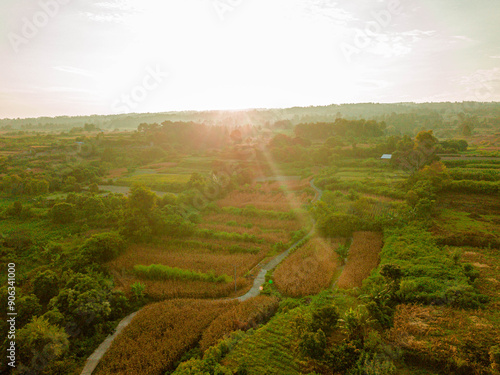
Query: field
[[273, 237, 343, 297], [115, 173, 190, 192], [388, 304, 500, 374], [94, 299, 236, 375], [108, 187, 310, 300], [2, 106, 500, 375], [337, 231, 383, 289], [217, 189, 313, 212]]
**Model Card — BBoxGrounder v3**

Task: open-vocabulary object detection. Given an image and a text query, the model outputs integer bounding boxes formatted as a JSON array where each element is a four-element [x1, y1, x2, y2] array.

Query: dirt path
[[80, 179, 323, 374]]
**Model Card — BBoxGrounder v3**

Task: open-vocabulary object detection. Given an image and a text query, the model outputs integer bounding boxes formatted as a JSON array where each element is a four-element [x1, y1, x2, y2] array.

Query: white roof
[[381, 154, 392, 159]]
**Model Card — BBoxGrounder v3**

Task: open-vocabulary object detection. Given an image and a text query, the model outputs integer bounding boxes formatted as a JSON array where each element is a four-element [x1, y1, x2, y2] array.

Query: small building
[[380, 154, 392, 162]]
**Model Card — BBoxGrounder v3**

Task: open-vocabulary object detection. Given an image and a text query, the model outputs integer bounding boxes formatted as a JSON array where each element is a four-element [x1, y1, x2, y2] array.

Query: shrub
[[310, 305, 340, 335], [299, 329, 327, 359], [326, 341, 361, 373], [33, 270, 60, 304], [50, 202, 76, 224], [317, 213, 364, 237], [80, 232, 126, 263], [16, 317, 69, 371]]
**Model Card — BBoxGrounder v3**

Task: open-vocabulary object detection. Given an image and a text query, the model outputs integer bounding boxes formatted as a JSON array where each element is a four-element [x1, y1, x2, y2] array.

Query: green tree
[[79, 232, 126, 263], [50, 203, 76, 224], [311, 305, 340, 335], [299, 329, 327, 359], [5, 201, 23, 217], [16, 317, 69, 371], [34, 270, 60, 305], [89, 183, 99, 193], [129, 184, 156, 213]]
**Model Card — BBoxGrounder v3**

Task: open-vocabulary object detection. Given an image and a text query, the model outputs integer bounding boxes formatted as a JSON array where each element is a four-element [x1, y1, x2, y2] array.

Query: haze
[[1, 0, 499, 118]]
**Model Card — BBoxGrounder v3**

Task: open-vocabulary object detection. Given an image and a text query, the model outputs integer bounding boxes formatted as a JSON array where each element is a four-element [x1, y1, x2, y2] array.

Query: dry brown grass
[[106, 168, 127, 179], [94, 299, 237, 375], [337, 231, 383, 289], [388, 304, 500, 374], [273, 237, 343, 297]]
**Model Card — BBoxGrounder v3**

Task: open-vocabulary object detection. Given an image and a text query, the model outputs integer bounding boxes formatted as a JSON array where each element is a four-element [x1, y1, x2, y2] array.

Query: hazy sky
[[1, 0, 499, 118]]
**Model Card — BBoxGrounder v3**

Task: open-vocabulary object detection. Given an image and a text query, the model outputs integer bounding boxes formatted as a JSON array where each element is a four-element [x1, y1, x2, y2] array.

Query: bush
[[299, 329, 327, 359], [326, 341, 360, 373], [317, 213, 364, 237], [310, 305, 340, 335], [50, 203, 76, 224], [16, 317, 69, 371], [34, 270, 60, 304], [79, 232, 126, 263]]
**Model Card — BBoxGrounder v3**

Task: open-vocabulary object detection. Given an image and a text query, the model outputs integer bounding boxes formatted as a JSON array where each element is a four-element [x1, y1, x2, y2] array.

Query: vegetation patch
[[134, 264, 232, 283]]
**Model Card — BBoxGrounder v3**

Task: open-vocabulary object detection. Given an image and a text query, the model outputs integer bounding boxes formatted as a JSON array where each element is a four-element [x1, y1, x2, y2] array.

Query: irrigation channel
[[81, 178, 325, 375]]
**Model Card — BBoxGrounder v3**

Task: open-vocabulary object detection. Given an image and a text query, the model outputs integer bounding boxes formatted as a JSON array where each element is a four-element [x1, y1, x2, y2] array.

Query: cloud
[[53, 66, 95, 78], [301, 0, 357, 25], [452, 35, 474, 42], [79, 0, 139, 23], [456, 68, 500, 101]]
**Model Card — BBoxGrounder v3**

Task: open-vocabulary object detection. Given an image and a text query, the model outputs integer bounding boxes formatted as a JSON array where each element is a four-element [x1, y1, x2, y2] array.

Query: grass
[[432, 208, 500, 248], [116, 173, 190, 192], [222, 307, 304, 375], [133, 264, 232, 283], [366, 224, 486, 308], [388, 304, 500, 374]]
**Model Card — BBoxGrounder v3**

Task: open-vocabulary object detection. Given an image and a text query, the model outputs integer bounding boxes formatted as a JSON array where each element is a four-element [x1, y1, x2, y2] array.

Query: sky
[[1, 0, 499, 119]]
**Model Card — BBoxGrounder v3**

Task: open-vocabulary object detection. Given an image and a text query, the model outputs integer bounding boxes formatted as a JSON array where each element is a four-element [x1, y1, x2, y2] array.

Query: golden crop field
[[337, 231, 383, 289], [217, 190, 309, 211], [273, 237, 343, 297], [200, 296, 279, 351], [109, 241, 266, 277], [202, 212, 304, 231], [94, 299, 237, 375], [198, 222, 292, 244]]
